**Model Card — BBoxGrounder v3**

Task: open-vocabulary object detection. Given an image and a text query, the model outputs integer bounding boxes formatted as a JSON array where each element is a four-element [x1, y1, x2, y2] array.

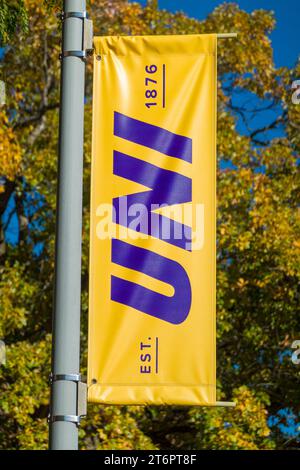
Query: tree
[[0, 0, 28, 46], [0, 0, 299, 449]]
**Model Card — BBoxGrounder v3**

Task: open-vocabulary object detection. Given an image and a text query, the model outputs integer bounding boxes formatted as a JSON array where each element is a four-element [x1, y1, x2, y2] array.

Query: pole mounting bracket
[[60, 11, 87, 20], [59, 11, 93, 61], [48, 414, 81, 425], [49, 373, 87, 427], [49, 372, 82, 384]]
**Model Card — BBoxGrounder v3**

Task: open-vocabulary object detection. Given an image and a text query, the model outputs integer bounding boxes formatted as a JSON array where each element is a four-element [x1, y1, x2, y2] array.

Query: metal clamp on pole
[[59, 10, 93, 61], [48, 373, 87, 427], [49, 372, 82, 384], [50, 415, 81, 425], [61, 11, 87, 20]]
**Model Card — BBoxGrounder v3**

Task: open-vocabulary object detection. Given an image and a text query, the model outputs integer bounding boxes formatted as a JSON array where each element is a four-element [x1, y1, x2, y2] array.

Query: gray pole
[[49, 0, 86, 450]]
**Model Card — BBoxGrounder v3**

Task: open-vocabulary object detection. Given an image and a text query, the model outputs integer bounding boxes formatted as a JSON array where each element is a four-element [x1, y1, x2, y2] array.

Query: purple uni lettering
[[114, 112, 192, 163], [111, 239, 191, 324], [113, 151, 192, 250], [111, 112, 192, 323]]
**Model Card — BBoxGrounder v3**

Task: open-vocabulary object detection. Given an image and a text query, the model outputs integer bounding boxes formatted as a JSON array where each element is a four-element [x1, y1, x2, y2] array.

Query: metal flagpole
[[49, 0, 90, 450]]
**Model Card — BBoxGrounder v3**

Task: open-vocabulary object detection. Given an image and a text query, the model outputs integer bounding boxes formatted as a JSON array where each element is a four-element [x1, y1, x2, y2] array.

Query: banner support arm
[[217, 33, 238, 38]]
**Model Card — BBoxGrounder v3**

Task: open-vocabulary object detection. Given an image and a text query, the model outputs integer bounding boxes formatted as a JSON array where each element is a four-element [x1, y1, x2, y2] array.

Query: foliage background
[[0, 0, 299, 450]]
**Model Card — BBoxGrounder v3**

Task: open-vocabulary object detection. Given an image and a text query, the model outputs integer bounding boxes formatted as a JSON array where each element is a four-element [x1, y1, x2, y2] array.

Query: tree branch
[[249, 112, 287, 139], [13, 102, 59, 130]]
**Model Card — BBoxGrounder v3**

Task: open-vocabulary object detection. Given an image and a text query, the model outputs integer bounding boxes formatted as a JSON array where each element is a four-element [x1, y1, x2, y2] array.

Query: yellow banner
[[88, 34, 217, 405]]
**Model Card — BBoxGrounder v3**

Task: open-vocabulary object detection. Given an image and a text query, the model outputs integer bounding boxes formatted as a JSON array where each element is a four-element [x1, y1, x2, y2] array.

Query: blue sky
[[135, 0, 299, 68], [132, 0, 296, 144]]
